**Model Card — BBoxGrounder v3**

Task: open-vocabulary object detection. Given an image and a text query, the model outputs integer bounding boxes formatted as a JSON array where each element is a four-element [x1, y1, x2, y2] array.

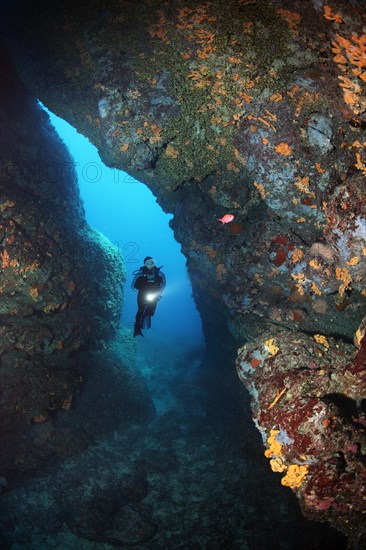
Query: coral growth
[[237, 325, 366, 540]]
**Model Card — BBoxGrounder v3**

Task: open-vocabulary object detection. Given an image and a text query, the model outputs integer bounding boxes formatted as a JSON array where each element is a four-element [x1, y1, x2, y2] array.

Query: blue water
[[43, 106, 203, 344]]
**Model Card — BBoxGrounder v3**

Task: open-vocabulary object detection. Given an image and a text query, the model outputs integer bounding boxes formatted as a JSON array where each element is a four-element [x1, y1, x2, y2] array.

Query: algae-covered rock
[[236, 327, 366, 540]]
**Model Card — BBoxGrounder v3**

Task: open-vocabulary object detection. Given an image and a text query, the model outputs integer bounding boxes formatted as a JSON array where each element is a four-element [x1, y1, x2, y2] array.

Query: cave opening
[[43, 104, 204, 348], [40, 104, 252, 450], [43, 105, 219, 430]]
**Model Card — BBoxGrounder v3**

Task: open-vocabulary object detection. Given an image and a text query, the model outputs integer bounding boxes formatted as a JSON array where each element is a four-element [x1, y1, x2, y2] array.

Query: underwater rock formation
[[0, 51, 153, 480], [1, 0, 366, 543], [236, 324, 366, 544], [58, 328, 156, 439]]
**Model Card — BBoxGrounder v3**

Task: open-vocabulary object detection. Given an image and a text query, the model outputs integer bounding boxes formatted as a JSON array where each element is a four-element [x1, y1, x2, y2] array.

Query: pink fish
[[217, 214, 234, 225]]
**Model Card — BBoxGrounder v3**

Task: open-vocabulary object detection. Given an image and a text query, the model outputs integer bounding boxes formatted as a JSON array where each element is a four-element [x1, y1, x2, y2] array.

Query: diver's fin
[[133, 326, 144, 337]]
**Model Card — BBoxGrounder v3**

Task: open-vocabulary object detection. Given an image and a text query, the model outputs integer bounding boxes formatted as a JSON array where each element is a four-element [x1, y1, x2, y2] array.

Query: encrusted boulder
[[66, 474, 156, 546], [236, 326, 366, 541]]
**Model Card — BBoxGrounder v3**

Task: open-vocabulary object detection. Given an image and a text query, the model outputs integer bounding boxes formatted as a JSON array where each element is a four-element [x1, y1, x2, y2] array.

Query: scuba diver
[[131, 256, 166, 337]]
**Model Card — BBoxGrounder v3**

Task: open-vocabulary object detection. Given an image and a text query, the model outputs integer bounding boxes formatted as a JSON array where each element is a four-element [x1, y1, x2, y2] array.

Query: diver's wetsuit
[[132, 265, 166, 336]]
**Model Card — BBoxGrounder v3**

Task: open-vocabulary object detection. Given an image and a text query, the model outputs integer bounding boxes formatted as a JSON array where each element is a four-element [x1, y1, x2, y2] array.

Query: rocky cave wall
[[0, 50, 154, 481], [1, 0, 366, 544]]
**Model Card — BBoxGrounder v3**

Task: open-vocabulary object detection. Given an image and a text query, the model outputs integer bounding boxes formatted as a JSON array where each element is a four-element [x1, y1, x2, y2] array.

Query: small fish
[[217, 214, 234, 225]]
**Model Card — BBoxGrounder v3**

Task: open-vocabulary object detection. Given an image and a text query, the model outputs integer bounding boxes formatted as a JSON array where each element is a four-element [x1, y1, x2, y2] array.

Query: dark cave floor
[[0, 334, 347, 549]]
